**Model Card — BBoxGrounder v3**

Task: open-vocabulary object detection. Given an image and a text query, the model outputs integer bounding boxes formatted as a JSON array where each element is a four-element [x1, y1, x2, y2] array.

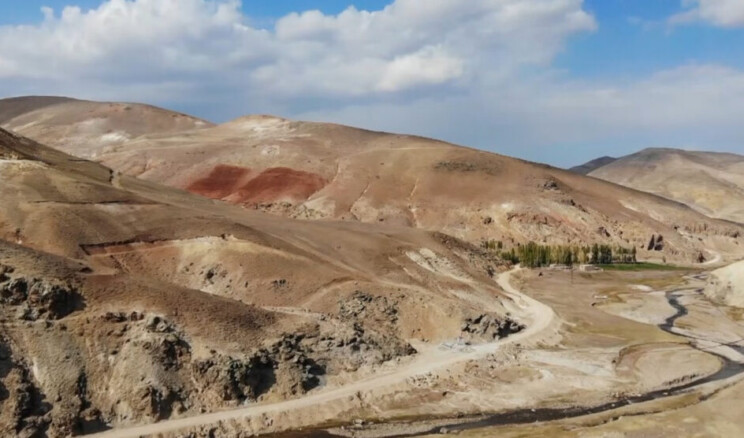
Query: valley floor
[[87, 266, 744, 438]]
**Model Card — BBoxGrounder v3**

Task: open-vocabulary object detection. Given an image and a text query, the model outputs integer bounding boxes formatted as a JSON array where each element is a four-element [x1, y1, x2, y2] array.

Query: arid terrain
[[0, 127, 528, 436], [0, 97, 211, 159], [2, 98, 743, 266], [578, 148, 744, 225], [1, 97, 744, 438]]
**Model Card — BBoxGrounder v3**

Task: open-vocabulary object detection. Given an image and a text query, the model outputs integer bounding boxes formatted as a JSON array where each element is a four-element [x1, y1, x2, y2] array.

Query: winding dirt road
[[87, 267, 555, 438]]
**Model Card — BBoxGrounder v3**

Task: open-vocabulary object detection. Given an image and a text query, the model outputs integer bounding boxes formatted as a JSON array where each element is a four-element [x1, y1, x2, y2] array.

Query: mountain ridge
[[2, 96, 743, 264], [580, 147, 744, 224]]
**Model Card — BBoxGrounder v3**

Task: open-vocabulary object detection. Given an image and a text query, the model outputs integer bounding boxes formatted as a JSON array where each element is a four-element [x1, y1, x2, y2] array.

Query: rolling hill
[[97, 116, 744, 265], [584, 148, 744, 224], [0, 96, 212, 159], [0, 127, 522, 436], [2, 97, 743, 265]]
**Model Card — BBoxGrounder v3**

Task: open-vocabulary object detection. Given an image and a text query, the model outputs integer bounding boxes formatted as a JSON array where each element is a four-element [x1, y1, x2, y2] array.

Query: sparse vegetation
[[482, 240, 638, 268], [599, 262, 682, 271]]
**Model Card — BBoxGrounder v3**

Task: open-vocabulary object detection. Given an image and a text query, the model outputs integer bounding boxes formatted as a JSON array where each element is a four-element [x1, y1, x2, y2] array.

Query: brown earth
[[0, 127, 526, 436], [188, 165, 327, 205], [186, 164, 256, 200], [2, 98, 741, 265], [2, 98, 744, 438], [585, 147, 744, 224], [0, 96, 212, 159]]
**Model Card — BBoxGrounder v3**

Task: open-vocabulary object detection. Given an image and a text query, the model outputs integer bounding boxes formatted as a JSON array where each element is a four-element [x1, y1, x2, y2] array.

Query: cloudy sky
[[2, 0, 744, 167]]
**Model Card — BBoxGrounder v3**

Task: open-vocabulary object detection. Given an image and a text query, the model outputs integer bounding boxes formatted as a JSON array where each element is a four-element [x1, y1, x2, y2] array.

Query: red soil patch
[[186, 165, 326, 204], [228, 167, 327, 204], [186, 164, 255, 199]]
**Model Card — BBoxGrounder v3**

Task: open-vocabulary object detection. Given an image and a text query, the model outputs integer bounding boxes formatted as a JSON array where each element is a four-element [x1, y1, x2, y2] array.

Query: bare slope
[[0, 96, 212, 159], [2, 96, 742, 263], [589, 148, 744, 224], [93, 116, 744, 264], [0, 96, 77, 123], [0, 128, 523, 436]]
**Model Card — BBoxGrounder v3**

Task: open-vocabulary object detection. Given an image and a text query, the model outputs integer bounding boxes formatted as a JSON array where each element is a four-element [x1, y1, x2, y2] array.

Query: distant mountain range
[[572, 148, 744, 224]]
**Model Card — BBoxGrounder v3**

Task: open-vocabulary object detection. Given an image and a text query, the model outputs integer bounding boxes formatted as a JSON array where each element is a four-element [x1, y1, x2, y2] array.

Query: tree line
[[483, 241, 637, 268]]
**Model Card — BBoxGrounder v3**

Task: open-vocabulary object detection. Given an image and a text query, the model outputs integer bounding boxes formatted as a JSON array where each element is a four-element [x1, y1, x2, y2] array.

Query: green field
[[597, 262, 684, 271]]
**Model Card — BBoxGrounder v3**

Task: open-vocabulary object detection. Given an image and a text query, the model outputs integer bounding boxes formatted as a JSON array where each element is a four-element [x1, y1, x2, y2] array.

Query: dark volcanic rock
[[461, 314, 525, 341], [0, 270, 83, 320]]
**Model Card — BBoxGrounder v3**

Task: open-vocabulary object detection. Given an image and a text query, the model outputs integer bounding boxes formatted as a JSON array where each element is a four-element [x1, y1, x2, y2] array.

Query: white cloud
[[0, 0, 596, 100], [1, 0, 743, 167], [670, 0, 744, 27], [377, 46, 463, 92], [298, 63, 744, 166]]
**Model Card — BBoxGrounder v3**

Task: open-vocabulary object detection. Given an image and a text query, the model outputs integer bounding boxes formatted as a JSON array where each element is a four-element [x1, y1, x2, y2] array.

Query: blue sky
[[1, 0, 743, 166], [8, 0, 743, 76], [560, 1, 744, 77], [2, 0, 387, 24]]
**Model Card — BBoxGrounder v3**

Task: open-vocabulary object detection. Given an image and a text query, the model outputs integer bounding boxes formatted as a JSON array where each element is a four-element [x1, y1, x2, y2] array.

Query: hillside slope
[[95, 116, 744, 264], [588, 148, 744, 224], [0, 127, 522, 436], [0, 96, 212, 159], [2, 97, 742, 264]]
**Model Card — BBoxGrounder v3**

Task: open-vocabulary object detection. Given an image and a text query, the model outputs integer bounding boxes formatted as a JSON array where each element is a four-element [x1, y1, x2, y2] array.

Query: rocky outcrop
[[330, 292, 416, 371], [0, 265, 84, 320], [192, 333, 324, 405], [647, 234, 664, 251], [461, 314, 525, 341], [542, 178, 560, 191], [0, 337, 53, 438]]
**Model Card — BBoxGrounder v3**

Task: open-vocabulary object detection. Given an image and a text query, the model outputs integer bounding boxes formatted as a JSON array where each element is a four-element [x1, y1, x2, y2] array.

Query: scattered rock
[[542, 179, 560, 191], [271, 279, 288, 289]]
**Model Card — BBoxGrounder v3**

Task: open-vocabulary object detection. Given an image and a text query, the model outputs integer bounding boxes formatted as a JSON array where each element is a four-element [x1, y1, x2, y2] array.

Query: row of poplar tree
[[482, 241, 637, 268]]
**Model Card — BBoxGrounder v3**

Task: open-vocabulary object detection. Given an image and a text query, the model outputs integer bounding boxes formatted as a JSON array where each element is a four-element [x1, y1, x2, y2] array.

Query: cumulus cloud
[[670, 0, 744, 27], [298, 63, 744, 166], [0, 0, 743, 166], [0, 0, 595, 101], [376, 46, 463, 92]]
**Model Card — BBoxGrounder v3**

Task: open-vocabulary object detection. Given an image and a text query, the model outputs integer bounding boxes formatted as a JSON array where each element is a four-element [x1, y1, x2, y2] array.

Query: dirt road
[[86, 266, 555, 438]]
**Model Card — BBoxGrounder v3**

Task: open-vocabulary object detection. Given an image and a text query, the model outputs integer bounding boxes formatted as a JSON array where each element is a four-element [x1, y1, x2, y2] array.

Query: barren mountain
[[0, 127, 524, 436], [0, 96, 212, 159], [3, 102, 744, 438], [586, 148, 744, 224], [90, 116, 744, 265], [3, 98, 743, 264]]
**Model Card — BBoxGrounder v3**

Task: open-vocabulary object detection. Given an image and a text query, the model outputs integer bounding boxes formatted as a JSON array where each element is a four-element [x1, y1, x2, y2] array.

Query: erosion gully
[[270, 286, 744, 438]]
